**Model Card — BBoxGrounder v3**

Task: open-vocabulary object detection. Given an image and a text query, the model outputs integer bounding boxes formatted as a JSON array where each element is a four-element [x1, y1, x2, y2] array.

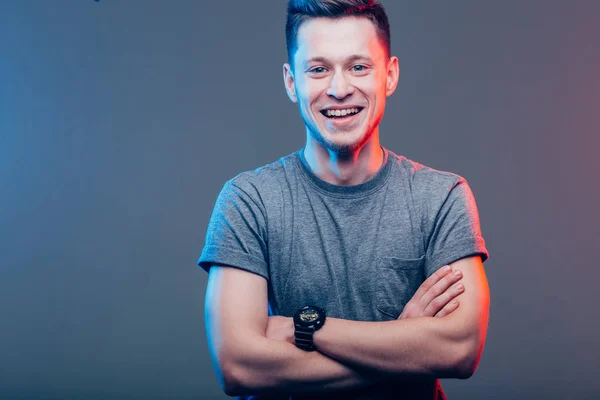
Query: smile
[[320, 107, 364, 119]]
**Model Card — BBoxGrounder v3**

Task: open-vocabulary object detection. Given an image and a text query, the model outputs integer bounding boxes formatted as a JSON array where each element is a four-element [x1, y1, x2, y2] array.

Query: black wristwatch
[[293, 305, 326, 351]]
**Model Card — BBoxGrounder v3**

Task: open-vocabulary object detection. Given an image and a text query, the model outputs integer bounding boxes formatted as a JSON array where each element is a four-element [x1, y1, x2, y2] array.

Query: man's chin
[[322, 129, 372, 153], [306, 122, 370, 153], [318, 135, 366, 154]]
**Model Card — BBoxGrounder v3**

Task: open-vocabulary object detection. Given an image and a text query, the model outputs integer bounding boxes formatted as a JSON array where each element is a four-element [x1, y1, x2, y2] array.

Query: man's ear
[[385, 56, 400, 97], [283, 63, 298, 103]]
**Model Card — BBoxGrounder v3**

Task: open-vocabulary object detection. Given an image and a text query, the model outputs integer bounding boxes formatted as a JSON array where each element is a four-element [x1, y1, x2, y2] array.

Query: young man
[[198, 1, 490, 399]]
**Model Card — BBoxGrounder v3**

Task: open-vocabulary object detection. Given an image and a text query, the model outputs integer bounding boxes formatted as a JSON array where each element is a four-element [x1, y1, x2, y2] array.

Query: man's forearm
[[312, 257, 489, 379], [312, 316, 473, 379], [227, 335, 388, 397]]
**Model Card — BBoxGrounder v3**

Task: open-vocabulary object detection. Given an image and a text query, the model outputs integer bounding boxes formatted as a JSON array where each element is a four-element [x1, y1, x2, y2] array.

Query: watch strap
[[294, 326, 317, 351]]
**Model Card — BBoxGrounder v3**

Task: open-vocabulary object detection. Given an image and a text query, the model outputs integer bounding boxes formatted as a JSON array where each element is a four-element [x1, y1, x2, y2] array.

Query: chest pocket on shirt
[[376, 256, 425, 319]]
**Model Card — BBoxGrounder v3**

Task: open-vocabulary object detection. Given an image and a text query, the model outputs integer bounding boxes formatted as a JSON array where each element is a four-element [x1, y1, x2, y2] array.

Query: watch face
[[299, 308, 319, 323]]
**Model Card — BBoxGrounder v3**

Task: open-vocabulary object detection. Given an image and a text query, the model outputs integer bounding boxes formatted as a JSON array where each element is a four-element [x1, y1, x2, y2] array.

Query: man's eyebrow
[[304, 54, 374, 65]]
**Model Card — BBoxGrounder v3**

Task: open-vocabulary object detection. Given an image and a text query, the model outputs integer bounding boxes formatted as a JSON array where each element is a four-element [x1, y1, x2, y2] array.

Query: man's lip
[[319, 107, 365, 119], [319, 106, 365, 117], [320, 105, 365, 111]]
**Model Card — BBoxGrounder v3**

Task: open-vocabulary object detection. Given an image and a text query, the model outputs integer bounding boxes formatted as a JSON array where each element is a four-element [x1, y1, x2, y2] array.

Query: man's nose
[[326, 72, 354, 99]]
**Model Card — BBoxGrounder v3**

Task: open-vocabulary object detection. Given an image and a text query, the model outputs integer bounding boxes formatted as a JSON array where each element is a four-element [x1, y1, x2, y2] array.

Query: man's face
[[283, 16, 399, 154]]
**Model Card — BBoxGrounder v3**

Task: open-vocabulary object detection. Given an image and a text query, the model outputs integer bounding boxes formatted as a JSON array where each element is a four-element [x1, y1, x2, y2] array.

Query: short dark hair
[[285, 0, 391, 68]]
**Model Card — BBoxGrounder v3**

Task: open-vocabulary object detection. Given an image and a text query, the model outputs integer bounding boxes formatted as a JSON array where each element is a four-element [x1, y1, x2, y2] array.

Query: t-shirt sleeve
[[197, 176, 269, 280], [423, 176, 489, 278]]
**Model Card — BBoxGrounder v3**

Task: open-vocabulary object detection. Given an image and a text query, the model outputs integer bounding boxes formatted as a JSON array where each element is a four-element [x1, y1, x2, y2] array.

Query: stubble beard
[[302, 110, 373, 155], [311, 125, 373, 154]]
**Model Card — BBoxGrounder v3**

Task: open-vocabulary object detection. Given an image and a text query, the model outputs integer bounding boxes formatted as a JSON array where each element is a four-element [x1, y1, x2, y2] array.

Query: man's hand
[[398, 265, 464, 320], [265, 315, 295, 344], [265, 266, 464, 343]]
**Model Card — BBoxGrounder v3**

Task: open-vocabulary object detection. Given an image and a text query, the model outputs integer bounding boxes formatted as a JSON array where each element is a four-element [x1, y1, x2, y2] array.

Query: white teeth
[[325, 108, 360, 117]]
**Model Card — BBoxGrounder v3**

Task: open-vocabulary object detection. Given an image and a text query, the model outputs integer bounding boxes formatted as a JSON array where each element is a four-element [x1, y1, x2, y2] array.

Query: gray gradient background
[[1, 1, 599, 399]]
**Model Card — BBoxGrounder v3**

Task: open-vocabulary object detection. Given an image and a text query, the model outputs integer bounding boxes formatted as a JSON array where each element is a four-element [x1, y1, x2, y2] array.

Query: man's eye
[[352, 65, 367, 72], [310, 67, 326, 74]]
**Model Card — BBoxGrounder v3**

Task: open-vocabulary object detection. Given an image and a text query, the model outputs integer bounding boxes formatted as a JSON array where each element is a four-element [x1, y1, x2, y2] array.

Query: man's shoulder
[[224, 150, 299, 192], [387, 149, 466, 193]]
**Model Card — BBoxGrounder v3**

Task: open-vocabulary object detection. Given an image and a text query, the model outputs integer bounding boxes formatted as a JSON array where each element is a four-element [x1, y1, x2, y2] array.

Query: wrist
[[293, 305, 326, 351]]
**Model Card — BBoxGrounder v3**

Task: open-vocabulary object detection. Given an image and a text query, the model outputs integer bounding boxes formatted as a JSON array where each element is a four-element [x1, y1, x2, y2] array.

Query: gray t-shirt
[[198, 146, 489, 399]]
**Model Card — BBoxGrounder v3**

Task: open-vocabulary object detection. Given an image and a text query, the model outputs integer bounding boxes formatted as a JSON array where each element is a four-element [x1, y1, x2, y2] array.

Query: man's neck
[[302, 137, 384, 186]]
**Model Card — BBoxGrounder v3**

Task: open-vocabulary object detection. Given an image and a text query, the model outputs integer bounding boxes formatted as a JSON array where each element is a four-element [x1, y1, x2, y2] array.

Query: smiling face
[[283, 16, 399, 154]]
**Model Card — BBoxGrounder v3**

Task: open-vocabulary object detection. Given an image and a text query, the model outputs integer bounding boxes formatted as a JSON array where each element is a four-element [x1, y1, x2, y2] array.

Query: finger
[[434, 298, 460, 318], [398, 307, 409, 320], [418, 269, 463, 310], [423, 282, 465, 317], [411, 265, 452, 302]]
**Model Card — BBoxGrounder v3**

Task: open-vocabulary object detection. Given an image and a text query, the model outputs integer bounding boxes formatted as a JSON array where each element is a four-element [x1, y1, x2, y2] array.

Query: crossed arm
[[205, 255, 489, 397], [311, 256, 489, 378]]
